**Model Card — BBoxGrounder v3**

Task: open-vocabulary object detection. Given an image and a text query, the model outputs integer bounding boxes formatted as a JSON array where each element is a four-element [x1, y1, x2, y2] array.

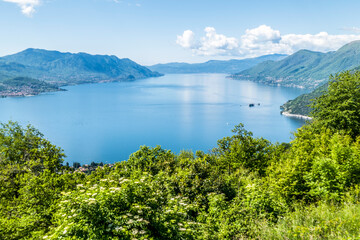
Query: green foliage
[[258, 201, 360, 239], [47, 174, 200, 240], [126, 145, 176, 176], [0, 121, 65, 200], [312, 70, 360, 138], [214, 123, 274, 176]]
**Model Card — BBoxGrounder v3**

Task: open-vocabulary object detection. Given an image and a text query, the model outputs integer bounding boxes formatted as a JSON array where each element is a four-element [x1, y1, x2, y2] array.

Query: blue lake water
[[0, 74, 308, 164]]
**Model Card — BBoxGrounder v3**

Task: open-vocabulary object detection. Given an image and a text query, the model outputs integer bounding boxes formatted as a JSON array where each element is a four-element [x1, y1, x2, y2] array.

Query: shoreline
[[281, 111, 313, 120], [0, 74, 163, 99]]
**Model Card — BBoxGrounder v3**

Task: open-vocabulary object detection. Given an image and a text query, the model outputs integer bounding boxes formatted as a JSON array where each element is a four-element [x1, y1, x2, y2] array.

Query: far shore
[[281, 111, 313, 120]]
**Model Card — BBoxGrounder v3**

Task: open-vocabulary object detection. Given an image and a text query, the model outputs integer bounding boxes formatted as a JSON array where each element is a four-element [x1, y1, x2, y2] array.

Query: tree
[[311, 70, 360, 138], [215, 123, 273, 176], [73, 162, 81, 169], [0, 122, 69, 239], [0, 121, 65, 200]]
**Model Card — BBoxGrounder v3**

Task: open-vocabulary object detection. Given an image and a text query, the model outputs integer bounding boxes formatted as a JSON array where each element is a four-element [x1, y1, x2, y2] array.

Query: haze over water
[[0, 74, 307, 164]]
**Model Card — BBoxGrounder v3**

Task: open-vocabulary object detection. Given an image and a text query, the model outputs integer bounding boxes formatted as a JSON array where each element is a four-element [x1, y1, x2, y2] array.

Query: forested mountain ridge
[[230, 40, 360, 89], [281, 64, 360, 117], [0, 48, 162, 84], [0, 49, 162, 96], [148, 54, 287, 74]]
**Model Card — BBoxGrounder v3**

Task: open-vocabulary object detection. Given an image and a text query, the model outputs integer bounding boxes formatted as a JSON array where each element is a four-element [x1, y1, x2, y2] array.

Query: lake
[[0, 74, 308, 164]]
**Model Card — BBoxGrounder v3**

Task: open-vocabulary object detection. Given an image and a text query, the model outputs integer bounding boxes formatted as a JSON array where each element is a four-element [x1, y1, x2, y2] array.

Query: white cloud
[[176, 30, 196, 49], [3, 0, 40, 16], [177, 25, 360, 58], [194, 27, 239, 56]]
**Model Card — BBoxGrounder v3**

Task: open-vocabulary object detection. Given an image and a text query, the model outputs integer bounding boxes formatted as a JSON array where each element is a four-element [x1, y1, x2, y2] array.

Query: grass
[[257, 201, 360, 239]]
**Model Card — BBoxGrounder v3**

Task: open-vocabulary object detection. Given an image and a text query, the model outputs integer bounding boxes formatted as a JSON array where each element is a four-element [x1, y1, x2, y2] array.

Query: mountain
[[230, 40, 360, 89], [148, 54, 287, 74], [0, 48, 162, 85]]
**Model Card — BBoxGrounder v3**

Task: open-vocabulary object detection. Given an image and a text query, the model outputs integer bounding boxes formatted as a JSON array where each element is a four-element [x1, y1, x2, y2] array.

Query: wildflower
[[115, 226, 124, 231]]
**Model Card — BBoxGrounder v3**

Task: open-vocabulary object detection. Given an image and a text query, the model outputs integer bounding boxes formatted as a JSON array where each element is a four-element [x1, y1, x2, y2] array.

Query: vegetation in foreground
[[1, 70, 360, 239]]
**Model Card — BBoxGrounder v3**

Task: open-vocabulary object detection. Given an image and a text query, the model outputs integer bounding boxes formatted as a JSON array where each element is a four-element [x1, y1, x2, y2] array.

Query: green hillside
[[231, 40, 360, 89], [281, 83, 328, 116]]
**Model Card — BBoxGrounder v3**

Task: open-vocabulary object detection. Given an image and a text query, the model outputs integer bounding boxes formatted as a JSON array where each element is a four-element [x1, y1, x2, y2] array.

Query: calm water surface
[[0, 74, 308, 164]]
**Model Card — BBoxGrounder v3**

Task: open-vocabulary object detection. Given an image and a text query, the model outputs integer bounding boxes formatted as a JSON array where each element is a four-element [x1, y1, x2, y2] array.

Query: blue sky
[[1, 0, 360, 65]]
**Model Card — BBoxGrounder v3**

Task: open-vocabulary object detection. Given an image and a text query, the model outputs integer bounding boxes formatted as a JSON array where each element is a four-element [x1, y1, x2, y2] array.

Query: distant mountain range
[[148, 54, 287, 74], [0, 48, 162, 84], [0, 49, 162, 96], [230, 40, 360, 89]]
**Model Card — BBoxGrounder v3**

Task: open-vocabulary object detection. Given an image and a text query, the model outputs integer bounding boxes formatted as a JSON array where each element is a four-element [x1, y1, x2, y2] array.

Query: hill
[[0, 77, 64, 97], [230, 40, 360, 89], [148, 54, 287, 74], [0, 48, 162, 85], [281, 83, 328, 116]]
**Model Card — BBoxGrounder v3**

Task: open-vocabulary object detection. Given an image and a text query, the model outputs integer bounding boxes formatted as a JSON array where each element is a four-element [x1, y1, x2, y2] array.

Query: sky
[[1, 0, 360, 65]]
